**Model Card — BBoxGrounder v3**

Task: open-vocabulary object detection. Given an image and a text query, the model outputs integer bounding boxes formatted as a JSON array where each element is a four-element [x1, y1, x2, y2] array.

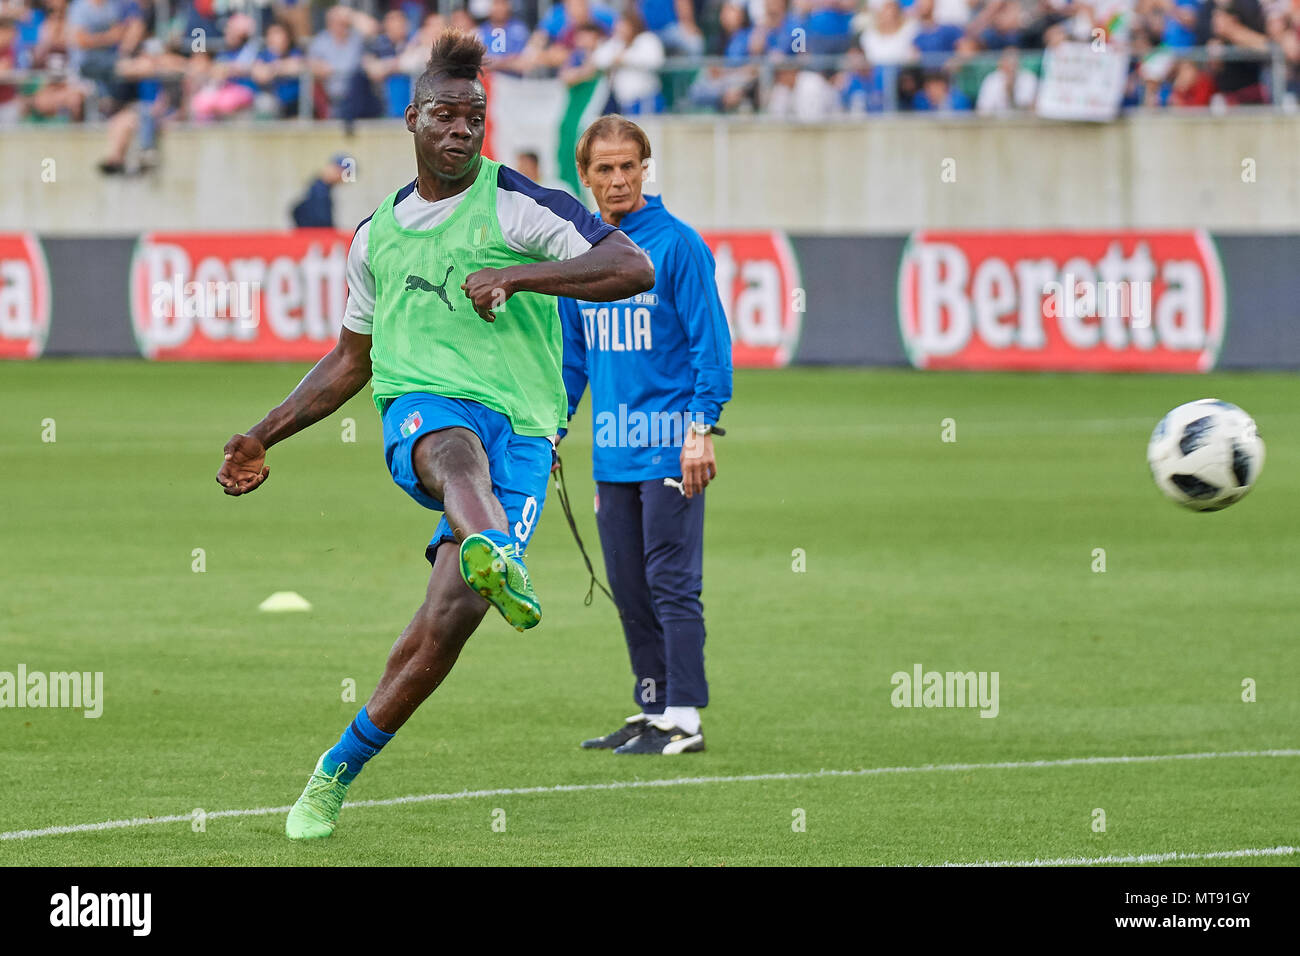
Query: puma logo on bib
[[405, 266, 456, 311]]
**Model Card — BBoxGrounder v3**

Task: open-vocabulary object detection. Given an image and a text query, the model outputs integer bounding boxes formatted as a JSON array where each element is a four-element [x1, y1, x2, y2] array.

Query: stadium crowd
[[0, 0, 1294, 134]]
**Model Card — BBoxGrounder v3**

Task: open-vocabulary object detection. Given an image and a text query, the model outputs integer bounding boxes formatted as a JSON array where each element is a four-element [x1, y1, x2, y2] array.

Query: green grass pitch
[[2, 361, 1297, 866]]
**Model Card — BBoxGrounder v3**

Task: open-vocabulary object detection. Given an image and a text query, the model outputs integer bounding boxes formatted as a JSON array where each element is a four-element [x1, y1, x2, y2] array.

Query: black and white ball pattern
[[1147, 399, 1265, 512]]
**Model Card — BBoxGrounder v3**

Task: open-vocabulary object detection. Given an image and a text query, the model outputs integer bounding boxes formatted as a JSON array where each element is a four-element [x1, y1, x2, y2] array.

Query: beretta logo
[[129, 230, 349, 361], [896, 231, 1226, 372]]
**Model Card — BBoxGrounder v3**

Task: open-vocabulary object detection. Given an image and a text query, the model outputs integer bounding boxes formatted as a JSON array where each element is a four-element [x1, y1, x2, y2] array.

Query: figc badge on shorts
[[400, 411, 423, 438]]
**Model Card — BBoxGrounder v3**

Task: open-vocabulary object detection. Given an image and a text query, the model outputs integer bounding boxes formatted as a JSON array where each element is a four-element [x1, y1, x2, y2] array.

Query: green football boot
[[459, 533, 542, 632], [285, 754, 351, 841]]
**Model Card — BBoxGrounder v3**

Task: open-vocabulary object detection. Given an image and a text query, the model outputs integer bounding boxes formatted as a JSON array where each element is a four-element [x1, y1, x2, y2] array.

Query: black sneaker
[[613, 722, 705, 755], [580, 714, 651, 749]]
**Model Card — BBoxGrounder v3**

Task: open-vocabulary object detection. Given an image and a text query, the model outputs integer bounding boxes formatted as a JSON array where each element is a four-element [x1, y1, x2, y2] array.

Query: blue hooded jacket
[[559, 194, 733, 483]]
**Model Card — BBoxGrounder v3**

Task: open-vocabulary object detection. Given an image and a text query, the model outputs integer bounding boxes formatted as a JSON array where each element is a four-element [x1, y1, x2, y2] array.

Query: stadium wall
[[3, 229, 1300, 369], [6, 113, 1300, 234]]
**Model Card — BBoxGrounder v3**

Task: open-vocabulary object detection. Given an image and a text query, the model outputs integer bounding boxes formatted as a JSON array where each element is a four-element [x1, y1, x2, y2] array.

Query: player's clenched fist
[[461, 267, 515, 322], [217, 433, 270, 496]]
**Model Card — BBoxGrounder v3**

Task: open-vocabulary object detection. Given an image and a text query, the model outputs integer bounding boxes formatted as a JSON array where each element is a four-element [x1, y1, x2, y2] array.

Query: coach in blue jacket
[[558, 115, 733, 755]]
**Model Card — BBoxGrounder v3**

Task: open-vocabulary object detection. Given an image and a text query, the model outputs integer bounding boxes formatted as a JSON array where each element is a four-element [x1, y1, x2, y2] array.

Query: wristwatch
[[689, 421, 726, 437]]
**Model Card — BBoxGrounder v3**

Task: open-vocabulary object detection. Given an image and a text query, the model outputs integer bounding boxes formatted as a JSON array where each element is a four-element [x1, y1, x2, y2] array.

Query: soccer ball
[[1147, 399, 1265, 512]]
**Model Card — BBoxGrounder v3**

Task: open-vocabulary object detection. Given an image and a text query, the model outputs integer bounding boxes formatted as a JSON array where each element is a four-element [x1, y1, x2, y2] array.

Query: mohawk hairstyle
[[413, 29, 487, 103]]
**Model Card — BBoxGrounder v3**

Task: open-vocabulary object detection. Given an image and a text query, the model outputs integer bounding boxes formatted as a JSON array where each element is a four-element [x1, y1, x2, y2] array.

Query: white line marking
[[942, 846, 1299, 867], [730, 418, 1164, 441], [2, 748, 1296, 842]]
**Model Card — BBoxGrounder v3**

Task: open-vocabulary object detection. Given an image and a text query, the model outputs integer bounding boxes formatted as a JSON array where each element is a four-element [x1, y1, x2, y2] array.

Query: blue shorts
[[382, 393, 553, 567]]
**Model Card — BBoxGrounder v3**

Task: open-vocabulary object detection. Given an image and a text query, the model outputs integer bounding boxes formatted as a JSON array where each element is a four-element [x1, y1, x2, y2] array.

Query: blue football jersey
[[559, 194, 733, 483]]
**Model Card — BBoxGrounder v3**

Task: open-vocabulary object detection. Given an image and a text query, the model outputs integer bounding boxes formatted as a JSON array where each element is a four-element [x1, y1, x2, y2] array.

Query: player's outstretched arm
[[216, 328, 373, 496], [460, 231, 654, 321]]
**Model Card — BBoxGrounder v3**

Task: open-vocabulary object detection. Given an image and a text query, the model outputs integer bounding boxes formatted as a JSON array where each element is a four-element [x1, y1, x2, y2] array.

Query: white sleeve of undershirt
[[341, 218, 376, 334]]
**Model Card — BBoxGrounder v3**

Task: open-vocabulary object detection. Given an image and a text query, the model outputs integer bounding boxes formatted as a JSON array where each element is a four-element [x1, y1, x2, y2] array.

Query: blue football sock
[[479, 528, 518, 557], [323, 707, 395, 784]]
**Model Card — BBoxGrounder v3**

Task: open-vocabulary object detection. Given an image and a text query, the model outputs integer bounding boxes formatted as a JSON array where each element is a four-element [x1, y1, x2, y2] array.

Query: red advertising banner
[[128, 228, 800, 367], [709, 231, 803, 369], [130, 230, 349, 360], [897, 231, 1226, 372], [0, 233, 51, 359]]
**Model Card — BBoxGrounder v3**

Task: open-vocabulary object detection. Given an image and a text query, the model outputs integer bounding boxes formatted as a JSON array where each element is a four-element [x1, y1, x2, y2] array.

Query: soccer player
[[215, 32, 653, 840], [558, 116, 732, 755]]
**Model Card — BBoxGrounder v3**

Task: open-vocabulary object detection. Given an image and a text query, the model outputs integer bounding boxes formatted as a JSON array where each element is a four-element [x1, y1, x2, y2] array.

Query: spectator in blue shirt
[[690, 2, 759, 110], [802, 0, 856, 55], [251, 20, 303, 118], [479, 0, 530, 74], [365, 8, 415, 117], [837, 46, 885, 113], [178, 0, 219, 54], [542, 0, 617, 43], [639, 0, 705, 54], [914, 0, 964, 60], [13, 1, 45, 67], [911, 70, 968, 110], [718, 1, 752, 59], [119, 0, 155, 55], [530, 0, 617, 68], [978, 0, 1025, 50], [1158, 0, 1202, 48], [67, 0, 125, 101], [216, 13, 263, 95], [754, 0, 802, 56]]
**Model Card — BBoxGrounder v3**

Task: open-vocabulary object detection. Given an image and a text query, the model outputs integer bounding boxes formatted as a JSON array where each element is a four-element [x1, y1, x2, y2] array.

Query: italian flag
[[482, 70, 609, 199]]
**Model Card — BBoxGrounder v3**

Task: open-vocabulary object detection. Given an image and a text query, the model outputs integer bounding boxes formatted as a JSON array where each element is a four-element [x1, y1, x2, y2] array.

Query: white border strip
[[943, 846, 1300, 867], [3, 748, 1296, 842]]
